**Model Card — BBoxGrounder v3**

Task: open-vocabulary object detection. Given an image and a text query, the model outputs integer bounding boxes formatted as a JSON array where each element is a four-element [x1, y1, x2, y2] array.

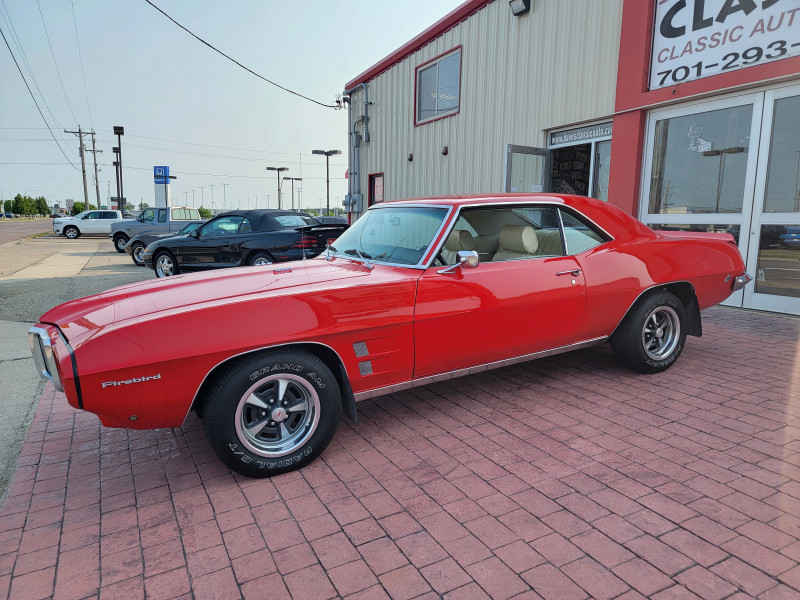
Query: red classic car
[[29, 195, 751, 477]]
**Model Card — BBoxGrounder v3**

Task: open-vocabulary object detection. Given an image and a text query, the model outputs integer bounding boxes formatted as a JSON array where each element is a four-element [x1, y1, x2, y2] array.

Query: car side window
[[103, 211, 116, 219], [158, 209, 167, 223], [559, 209, 608, 254], [139, 209, 155, 223], [200, 216, 243, 238], [238, 218, 252, 234], [85, 212, 99, 219]]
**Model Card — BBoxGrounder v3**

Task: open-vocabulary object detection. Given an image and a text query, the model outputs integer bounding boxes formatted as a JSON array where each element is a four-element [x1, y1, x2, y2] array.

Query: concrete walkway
[[1, 306, 799, 599]]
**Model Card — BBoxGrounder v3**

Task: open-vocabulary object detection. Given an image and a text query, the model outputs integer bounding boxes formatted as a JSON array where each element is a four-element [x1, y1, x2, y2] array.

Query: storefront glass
[[763, 96, 800, 214], [648, 106, 752, 214], [755, 225, 800, 298], [593, 140, 611, 202]]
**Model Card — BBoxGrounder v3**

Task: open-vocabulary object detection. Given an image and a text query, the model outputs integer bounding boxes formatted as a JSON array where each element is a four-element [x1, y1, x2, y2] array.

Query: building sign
[[650, 0, 800, 90], [154, 166, 170, 184], [549, 122, 613, 146]]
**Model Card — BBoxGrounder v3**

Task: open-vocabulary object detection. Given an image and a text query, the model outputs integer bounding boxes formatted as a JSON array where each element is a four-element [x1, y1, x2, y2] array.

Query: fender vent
[[359, 360, 373, 376], [353, 342, 369, 357]]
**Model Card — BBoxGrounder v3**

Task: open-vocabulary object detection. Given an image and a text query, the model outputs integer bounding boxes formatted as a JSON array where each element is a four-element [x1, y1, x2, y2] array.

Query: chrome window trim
[[353, 337, 608, 402], [422, 201, 615, 268]]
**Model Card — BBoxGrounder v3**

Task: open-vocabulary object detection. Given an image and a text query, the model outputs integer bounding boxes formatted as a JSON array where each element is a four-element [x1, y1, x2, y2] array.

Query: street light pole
[[312, 150, 341, 215], [222, 183, 229, 212], [283, 178, 302, 211], [266, 167, 289, 209], [113, 126, 125, 210]]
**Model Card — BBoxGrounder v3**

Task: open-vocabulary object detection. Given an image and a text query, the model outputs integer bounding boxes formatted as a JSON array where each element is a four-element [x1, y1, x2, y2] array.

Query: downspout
[[342, 83, 370, 217]]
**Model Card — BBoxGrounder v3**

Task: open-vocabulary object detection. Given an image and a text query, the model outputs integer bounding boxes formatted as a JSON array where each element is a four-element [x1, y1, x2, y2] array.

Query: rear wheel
[[113, 234, 129, 253], [154, 251, 178, 277], [64, 226, 80, 239], [611, 291, 687, 374], [248, 252, 273, 266], [131, 242, 146, 267], [201, 349, 341, 477]]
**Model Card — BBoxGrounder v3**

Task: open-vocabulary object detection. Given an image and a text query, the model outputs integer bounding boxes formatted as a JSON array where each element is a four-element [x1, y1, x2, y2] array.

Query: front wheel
[[131, 242, 146, 267], [154, 251, 178, 277], [64, 226, 80, 239], [611, 291, 687, 374], [113, 234, 129, 253], [201, 350, 341, 478]]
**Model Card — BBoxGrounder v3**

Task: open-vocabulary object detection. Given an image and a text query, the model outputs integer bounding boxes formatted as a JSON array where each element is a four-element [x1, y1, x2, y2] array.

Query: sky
[[0, 0, 465, 213]]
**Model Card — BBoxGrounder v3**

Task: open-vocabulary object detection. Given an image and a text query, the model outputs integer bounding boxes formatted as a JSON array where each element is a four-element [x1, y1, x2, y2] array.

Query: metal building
[[343, 0, 800, 316]]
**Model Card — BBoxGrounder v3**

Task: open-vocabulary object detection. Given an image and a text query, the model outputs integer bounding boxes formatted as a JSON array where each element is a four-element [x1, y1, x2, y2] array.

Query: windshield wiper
[[338, 248, 374, 270]]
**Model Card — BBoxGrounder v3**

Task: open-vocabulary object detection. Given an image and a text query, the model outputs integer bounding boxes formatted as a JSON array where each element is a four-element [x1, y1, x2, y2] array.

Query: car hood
[[40, 257, 377, 343]]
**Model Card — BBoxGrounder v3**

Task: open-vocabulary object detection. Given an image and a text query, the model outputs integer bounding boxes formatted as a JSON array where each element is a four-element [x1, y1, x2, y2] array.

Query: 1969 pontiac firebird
[[29, 195, 751, 477]]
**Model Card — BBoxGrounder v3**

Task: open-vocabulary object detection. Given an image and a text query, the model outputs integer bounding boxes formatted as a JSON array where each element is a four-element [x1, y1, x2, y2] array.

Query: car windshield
[[329, 205, 448, 266], [179, 222, 203, 234], [274, 214, 320, 228]]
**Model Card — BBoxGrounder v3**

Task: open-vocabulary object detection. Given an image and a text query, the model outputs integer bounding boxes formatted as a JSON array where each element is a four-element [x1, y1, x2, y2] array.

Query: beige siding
[[349, 0, 622, 205]]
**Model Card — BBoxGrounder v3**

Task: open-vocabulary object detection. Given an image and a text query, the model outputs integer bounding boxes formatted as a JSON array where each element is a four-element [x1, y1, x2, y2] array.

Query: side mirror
[[190, 229, 201, 238], [437, 250, 479, 274]]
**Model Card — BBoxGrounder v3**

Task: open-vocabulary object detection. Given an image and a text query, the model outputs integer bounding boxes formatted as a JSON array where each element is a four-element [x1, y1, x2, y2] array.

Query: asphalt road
[[0, 232, 152, 504], [0, 217, 53, 244]]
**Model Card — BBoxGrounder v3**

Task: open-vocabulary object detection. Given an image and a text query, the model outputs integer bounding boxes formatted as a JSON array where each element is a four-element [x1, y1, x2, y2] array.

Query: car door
[[177, 215, 243, 269], [413, 205, 588, 378], [82, 211, 102, 233], [155, 209, 168, 233]]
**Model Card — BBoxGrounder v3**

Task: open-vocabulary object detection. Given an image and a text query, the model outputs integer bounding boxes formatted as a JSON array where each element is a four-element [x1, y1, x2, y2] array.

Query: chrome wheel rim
[[642, 306, 680, 361], [133, 245, 145, 264], [156, 254, 174, 277], [252, 257, 272, 266], [115, 237, 127, 251], [234, 374, 320, 458], [65, 229, 77, 239]]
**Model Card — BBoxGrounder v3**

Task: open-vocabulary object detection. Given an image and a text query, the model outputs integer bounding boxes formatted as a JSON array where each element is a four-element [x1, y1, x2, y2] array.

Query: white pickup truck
[[53, 210, 126, 239], [110, 206, 202, 252]]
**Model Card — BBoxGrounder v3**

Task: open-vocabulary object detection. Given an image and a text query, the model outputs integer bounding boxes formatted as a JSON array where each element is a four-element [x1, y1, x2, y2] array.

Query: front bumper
[[28, 326, 64, 392]]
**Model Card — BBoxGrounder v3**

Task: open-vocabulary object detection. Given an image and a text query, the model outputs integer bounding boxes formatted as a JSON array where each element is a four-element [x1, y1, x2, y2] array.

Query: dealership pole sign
[[650, 0, 800, 90]]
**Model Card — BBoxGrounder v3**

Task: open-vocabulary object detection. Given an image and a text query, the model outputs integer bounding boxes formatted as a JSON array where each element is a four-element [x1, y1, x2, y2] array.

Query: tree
[[12, 194, 34, 215], [71, 202, 85, 215], [198, 206, 212, 219], [138, 201, 149, 210], [3, 200, 10, 213], [125, 203, 135, 210], [35, 197, 49, 215]]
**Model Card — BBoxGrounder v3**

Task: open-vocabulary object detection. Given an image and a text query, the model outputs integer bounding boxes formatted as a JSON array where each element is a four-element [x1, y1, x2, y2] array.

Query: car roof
[[212, 209, 314, 232], [375, 193, 654, 242]]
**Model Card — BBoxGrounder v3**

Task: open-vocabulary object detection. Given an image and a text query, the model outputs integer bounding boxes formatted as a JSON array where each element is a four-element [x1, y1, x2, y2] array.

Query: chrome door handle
[[556, 269, 581, 276]]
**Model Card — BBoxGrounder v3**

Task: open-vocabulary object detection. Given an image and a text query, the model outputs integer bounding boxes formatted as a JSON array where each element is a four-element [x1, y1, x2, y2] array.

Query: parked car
[[29, 194, 750, 478], [315, 216, 349, 225], [124, 220, 206, 266], [111, 206, 202, 252], [779, 226, 800, 249], [142, 209, 348, 277], [53, 210, 125, 239]]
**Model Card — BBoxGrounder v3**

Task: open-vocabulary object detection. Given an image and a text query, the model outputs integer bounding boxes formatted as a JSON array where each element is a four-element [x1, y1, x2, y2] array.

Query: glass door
[[743, 85, 800, 315], [640, 93, 763, 308], [505, 145, 547, 193]]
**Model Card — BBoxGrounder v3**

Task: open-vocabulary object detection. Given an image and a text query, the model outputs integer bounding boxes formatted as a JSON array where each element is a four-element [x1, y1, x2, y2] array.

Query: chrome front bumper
[[28, 326, 64, 392]]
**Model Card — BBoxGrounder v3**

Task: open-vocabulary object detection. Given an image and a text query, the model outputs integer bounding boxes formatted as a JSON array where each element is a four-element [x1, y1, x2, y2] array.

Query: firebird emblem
[[102, 374, 162, 389]]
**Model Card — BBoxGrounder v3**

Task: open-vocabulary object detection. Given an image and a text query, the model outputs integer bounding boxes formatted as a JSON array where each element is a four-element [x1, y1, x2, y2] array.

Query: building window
[[416, 48, 461, 125]]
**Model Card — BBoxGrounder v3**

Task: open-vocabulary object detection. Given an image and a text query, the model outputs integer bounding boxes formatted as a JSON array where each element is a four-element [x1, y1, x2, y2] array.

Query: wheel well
[[190, 343, 357, 424], [613, 282, 702, 340], [113, 233, 128, 240], [247, 250, 273, 265]]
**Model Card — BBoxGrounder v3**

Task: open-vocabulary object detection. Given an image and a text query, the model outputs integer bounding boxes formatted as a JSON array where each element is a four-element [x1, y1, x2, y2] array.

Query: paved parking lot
[[1, 305, 799, 599]]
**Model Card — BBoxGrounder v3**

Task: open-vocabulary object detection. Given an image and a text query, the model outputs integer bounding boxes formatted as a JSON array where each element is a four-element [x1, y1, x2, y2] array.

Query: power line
[[143, 0, 339, 109], [36, 0, 78, 125], [70, 0, 93, 128], [0, 25, 78, 170], [0, 1, 66, 131]]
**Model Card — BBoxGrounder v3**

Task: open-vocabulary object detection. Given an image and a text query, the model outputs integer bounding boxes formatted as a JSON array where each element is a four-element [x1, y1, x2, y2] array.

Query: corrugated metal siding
[[349, 0, 623, 205]]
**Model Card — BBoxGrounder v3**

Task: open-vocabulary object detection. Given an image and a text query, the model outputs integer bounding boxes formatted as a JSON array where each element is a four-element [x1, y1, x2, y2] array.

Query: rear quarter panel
[[578, 236, 744, 339]]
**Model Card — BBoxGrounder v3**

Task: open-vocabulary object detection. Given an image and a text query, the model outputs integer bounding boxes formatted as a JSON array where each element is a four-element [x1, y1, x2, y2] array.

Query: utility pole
[[87, 131, 102, 208], [222, 183, 228, 212], [65, 127, 90, 206], [209, 184, 215, 213]]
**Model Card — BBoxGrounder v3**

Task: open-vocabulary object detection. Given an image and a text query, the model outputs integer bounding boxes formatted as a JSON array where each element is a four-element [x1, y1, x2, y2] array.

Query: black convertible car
[[124, 220, 205, 266], [142, 209, 348, 277]]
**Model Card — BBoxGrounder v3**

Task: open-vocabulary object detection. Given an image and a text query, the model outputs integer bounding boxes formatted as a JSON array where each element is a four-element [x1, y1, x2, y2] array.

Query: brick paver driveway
[[2, 306, 799, 599]]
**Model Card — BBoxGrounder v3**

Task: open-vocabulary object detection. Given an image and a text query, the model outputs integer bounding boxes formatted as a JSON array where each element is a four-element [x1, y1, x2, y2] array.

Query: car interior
[[436, 206, 608, 265]]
